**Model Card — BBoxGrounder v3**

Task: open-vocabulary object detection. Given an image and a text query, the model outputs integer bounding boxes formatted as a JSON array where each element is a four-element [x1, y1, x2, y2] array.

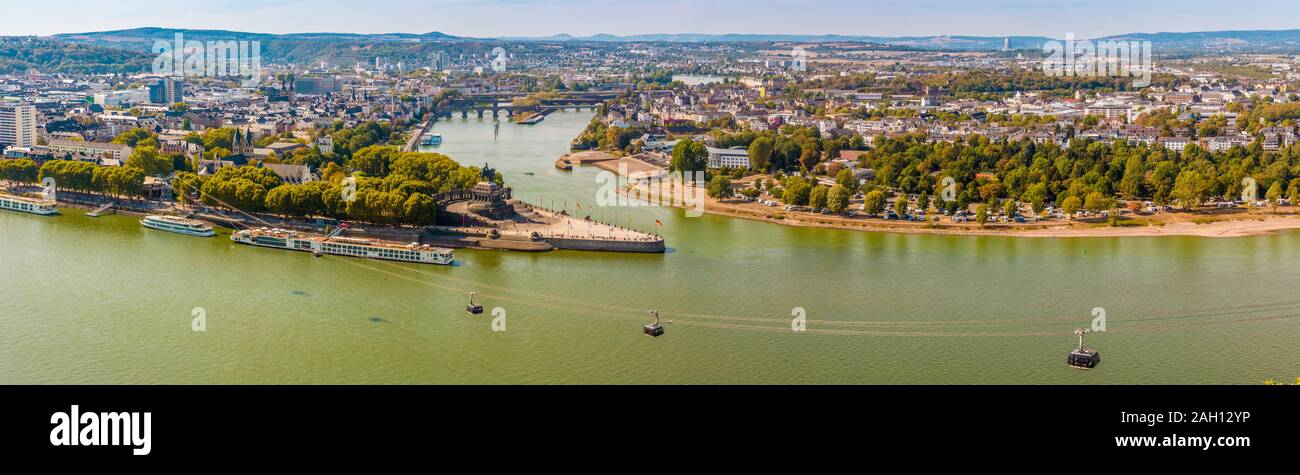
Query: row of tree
[[0, 159, 39, 183], [859, 134, 1300, 213], [171, 150, 495, 226], [37, 160, 146, 198]]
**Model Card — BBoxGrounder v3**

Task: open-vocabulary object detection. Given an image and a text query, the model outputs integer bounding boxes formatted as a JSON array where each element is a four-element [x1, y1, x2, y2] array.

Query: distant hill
[[501, 29, 1300, 51], [44, 28, 478, 68], [0, 37, 152, 75], [42, 27, 1300, 51], [1095, 29, 1300, 51], [55, 27, 462, 49], [4, 27, 1297, 74]]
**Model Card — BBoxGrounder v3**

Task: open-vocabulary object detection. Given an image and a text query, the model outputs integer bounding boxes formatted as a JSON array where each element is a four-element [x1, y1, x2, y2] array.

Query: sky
[[4, 0, 1299, 38]]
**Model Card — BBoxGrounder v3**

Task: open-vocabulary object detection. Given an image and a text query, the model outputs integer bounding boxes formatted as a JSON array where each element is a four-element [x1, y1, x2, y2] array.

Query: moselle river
[[2, 109, 1298, 384]]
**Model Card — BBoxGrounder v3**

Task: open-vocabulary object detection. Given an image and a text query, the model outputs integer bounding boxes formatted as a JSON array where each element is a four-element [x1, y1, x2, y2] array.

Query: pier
[[85, 202, 115, 217]]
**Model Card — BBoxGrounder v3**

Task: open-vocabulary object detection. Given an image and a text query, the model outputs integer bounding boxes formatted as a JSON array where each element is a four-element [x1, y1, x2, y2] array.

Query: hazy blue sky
[[6, 0, 1299, 38]]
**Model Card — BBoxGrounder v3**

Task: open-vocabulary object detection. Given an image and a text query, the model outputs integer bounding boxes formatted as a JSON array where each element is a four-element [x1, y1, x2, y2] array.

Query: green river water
[[2, 110, 1297, 384]]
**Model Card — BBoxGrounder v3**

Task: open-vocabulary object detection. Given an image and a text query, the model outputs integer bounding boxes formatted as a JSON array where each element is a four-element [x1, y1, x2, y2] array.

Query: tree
[[264, 185, 297, 217], [170, 172, 204, 203], [828, 184, 850, 213], [917, 192, 931, 213], [0, 159, 39, 184], [349, 145, 400, 177], [863, 190, 886, 216], [747, 137, 773, 171], [1266, 181, 1283, 213], [205, 147, 231, 160], [809, 185, 829, 209], [1061, 196, 1082, 219], [125, 146, 173, 176], [1004, 200, 1018, 219], [706, 174, 732, 199], [402, 193, 438, 226], [893, 196, 909, 217], [1118, 155, 1145, 199], [976, 204, 989, 226], [835, 168, 856, 190], [330, 121, 394, 160], [670, 139, 708, 175], [1023, 183, 1048, 215], [798, 140, 821, 172], [1171, 170, 1210, 210], [782, 181, 812, 206], [111, 128, 156, 147], [1084, 192, 1113, 213]]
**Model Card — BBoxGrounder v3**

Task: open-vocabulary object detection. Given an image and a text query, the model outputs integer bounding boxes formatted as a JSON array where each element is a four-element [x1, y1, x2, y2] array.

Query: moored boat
[[419, 133, 443, 146], [231, 227, 453, 265], [0, 193, 58, 216], [140, 215, 216, 237]]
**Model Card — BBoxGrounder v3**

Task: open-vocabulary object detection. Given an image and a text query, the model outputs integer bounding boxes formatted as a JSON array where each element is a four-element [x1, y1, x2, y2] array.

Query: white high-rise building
[[0, 103, 38, 148]]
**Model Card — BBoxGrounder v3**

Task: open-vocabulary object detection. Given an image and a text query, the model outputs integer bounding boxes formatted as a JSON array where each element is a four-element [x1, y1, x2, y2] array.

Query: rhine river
[[2, 109, 1298, 384]]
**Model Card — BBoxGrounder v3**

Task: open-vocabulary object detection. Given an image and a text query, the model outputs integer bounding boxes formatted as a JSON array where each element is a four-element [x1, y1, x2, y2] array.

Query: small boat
[[140, 215, 216, 237], [419, 133, 443, 147]]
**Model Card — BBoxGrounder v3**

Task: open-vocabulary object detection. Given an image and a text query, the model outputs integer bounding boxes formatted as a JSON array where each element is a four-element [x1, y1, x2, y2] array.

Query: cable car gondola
[[466, 291, 484, 315], [644, 310, 665, 337], [1067, 328, 1100, 369]]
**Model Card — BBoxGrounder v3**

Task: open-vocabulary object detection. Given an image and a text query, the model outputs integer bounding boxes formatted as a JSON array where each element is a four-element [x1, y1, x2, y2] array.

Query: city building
[[706, 147, 751, 169], [0, 103, 38, 148], [293, 76, 341, 95], [148, 78, 185, 105], [45, 139, 133, 163]]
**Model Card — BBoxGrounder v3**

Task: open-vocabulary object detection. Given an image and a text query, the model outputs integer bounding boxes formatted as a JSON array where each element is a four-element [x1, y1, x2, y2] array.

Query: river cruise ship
[[0, 193, 58, 216], [231, 228, 454, 265], [140, 215, 216, 237]]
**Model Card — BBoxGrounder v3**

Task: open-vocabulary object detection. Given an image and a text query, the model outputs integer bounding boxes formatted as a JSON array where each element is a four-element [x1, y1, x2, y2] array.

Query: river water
[[2, 109, 1297, 384]]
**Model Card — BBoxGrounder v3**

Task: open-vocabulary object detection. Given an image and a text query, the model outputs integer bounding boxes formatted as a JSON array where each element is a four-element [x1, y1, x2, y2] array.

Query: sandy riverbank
[[620, 181, 1300, 238]]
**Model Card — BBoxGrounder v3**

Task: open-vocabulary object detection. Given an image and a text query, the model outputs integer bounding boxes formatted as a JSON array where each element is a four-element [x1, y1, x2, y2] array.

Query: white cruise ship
[[231, 228, 454, 265], [0, 193, 58, 216], [140, 215, 216, 237]]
